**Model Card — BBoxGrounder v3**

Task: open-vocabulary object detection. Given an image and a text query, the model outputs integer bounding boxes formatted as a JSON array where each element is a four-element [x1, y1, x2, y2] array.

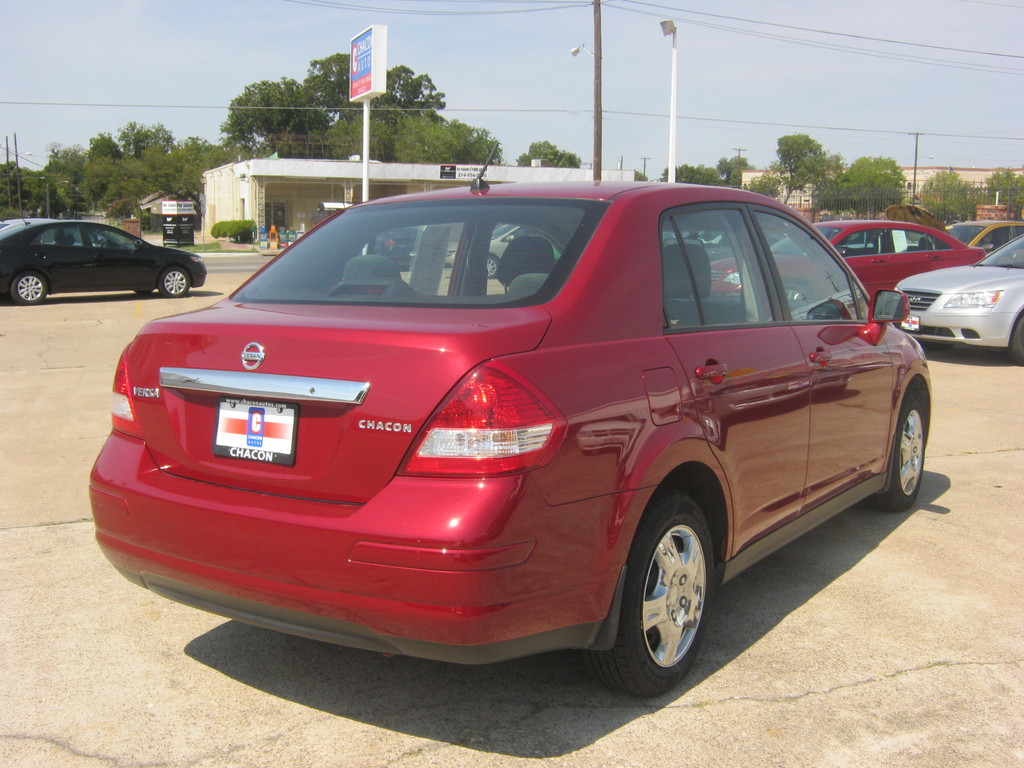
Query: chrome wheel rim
[[642, 524, 706, 667], [17, 275, 43, 302], [898, 409, 925, 496], [163, 270, 187, 295]]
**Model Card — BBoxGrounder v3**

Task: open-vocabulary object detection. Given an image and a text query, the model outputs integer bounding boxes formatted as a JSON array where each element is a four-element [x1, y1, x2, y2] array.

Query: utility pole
[[732, 147, 746, 185], [593, 0, 602, 181], [910, 132, 922, 201], [641, 156, 651, 177]]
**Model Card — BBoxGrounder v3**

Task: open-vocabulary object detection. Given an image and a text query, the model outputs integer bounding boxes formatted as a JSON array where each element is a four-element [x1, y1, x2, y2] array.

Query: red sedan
[[91, 182, 929, 697], [814, 219, 984, 296]]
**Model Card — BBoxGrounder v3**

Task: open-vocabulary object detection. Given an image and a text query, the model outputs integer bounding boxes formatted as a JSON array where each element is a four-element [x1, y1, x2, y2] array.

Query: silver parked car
[[897, 234, 1024, 364]]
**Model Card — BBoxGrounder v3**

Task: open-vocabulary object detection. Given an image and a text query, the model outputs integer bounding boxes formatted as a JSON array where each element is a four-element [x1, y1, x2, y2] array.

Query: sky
[[2, 0, 1022, 179]]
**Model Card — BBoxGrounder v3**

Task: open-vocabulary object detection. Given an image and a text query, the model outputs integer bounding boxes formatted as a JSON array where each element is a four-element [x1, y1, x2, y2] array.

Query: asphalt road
[[1, 263, 1022, 768]]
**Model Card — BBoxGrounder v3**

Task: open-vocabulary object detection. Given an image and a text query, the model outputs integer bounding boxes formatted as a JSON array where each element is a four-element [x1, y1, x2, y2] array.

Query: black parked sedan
[[0, 220, 206, 305]]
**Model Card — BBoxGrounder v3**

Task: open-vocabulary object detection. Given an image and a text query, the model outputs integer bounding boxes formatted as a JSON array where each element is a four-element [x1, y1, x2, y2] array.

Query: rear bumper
[[90, 430, 622, 662]]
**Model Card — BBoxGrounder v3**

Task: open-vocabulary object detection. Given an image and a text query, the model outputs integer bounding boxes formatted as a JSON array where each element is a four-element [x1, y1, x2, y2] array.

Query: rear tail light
[[111, 349, 141, 437], [402, 364, 565, 477]]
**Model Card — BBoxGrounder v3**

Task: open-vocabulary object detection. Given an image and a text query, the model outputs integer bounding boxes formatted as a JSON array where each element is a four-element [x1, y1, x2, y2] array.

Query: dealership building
[[202, 158, 636, 238]]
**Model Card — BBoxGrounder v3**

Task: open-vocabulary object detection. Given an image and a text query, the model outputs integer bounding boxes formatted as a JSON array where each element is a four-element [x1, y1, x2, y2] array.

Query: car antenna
[[470, 144, 500, 192]]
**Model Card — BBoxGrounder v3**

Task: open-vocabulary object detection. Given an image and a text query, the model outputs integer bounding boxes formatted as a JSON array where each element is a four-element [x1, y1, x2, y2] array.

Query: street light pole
[[593, 0, 603, 181], [661, 20, 678, 183]]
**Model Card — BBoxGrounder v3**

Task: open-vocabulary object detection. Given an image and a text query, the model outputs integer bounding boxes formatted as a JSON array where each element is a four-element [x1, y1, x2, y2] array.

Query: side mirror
[[871, 289, 909, 323], [134, 239, 144, 251]]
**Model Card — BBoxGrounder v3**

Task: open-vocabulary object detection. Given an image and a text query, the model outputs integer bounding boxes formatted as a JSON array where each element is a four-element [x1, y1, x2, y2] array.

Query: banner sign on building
[[349, 25, 388, 103], [440, 165, 486, 181]]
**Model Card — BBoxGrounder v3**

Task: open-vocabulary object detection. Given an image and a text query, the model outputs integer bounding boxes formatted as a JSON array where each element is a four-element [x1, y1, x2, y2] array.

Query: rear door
[[661, 206, 811, 553], [29, 223, 95, 291]]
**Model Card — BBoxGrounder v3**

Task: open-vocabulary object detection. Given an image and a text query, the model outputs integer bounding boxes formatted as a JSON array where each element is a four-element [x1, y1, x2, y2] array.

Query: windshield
[[234, 198, 606, 307], [980, 234, 1024, 268], [948, 224, 983, 244]]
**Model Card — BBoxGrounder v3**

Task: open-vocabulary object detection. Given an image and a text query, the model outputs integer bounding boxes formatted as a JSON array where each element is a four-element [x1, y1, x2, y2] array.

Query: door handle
[[924, 254, 940, 260], [695, 363, 729, 384], [869, 257, 887, 263], [809, 350, 832, 368]]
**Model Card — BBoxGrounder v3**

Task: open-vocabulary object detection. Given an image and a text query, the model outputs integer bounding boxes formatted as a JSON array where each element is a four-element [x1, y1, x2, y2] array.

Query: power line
[[610, 0, 1024, 60], [4, 100, 1021, 145]]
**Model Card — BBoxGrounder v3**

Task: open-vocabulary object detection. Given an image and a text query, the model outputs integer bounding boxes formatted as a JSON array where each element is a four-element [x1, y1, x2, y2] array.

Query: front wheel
[[157, 267, 191, 298], [1008, 315, 1024, 365], [11, 271, 47, 305], [870, 392, 927, 512], [586, 491, 715, 697]]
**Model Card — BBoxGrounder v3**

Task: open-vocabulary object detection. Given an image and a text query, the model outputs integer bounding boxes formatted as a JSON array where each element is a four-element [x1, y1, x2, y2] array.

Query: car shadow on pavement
[[184, 470, 948, 758]]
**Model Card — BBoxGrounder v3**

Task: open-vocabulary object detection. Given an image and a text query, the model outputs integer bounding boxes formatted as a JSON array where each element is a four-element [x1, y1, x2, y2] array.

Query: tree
[[817, 156, 907, 216], [667, 164, 723, 185], [118, 122, 176, 159], [392, 117, 501, 164], [222, 77, 329, 154], [771, 134, 844, 203], [746, 170, 783, 199], [516, 141, 580, 168], [986, 168, 1024, 218], [716, 154, 752, 187], [919, 170, 980, 223]]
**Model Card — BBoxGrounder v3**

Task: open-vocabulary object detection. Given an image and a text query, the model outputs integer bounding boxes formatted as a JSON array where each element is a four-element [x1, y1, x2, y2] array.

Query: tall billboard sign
[[349, 25, 387, 103]]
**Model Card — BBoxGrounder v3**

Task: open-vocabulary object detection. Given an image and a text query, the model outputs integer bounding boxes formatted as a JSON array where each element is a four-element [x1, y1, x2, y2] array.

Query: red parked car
[[814, 219, 984, 296], [91, 182, 930, 697]]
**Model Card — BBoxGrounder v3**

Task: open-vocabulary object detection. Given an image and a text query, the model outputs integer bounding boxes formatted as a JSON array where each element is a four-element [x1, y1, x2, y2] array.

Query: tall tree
[[771, 134, 843, 203], [222, 77, 329, 154]]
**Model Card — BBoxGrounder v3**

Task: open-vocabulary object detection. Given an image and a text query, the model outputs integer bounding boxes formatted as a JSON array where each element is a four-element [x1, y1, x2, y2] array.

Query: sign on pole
[[350, 25, 387, 103], [350, 24, 387, 203]]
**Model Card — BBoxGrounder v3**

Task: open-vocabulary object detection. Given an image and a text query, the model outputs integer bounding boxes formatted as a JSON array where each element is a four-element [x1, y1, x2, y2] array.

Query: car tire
[[585, 490, 715, 698], [870, 391, 927, 512], [10, 271, 47, 305], [1008, 315, 1024, 365], [157, 267, 191, 298], [486, 254, 499, 278]]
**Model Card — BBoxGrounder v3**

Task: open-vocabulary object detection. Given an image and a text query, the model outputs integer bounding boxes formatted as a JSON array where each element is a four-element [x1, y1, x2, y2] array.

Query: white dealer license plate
[[213, 398, 297, 465], [901, 315, 920, 332]]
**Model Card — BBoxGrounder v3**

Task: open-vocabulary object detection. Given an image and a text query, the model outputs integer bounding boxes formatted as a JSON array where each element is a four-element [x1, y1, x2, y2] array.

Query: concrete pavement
[[1, 268, 1022, 767]]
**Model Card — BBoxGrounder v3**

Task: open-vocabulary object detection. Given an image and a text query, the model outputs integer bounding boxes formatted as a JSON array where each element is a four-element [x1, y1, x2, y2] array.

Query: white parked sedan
[[897, 234, 1024, 364]]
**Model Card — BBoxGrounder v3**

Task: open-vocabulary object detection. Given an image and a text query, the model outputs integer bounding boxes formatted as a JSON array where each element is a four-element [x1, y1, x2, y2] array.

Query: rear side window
[[234, 199, 606, 306], [891, 228, 948, 253], [661, 208, 772, 328]]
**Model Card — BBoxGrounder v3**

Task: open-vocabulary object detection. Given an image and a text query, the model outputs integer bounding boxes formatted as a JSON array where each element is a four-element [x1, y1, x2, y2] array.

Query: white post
[[362, 101, 370, 203], [662, 21, 678, 184]]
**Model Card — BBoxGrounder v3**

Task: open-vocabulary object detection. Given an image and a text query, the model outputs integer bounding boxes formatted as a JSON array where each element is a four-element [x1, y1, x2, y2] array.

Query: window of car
[[661, 207, 773, 328], [754, 211, 866, 322], [86, 225, 138, 250], [233, 199, 606, 306], [34, 224, 84, 247], [837, 228, 887, 257], [948, 224, 983, 244], [891, 228, 948, 253]]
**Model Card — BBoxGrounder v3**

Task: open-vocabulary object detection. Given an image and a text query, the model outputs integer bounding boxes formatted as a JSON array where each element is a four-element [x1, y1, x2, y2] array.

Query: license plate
[[901, 315, 920, 332], [213, 398, 297, 465]]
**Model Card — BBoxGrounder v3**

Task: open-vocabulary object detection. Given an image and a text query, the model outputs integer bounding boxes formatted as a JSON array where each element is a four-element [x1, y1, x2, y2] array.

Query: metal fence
[[809, 182, 1023, 223]]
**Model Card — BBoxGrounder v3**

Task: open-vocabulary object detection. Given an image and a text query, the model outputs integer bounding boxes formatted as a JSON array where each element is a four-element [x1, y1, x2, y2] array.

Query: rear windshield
[[948, 224, 983, 244], [234, 198, 607, 306]]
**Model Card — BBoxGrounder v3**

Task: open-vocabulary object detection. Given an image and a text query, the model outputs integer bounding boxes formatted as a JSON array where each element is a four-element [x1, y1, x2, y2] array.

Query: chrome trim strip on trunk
[[159, 367, 369, 404]]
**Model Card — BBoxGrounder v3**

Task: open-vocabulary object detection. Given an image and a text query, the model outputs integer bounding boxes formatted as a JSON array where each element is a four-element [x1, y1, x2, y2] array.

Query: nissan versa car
[[897, 234, 1024, 364], [90, 182, 930, 698], [814, 219, 984, 296], [0, 220, 206, 304]]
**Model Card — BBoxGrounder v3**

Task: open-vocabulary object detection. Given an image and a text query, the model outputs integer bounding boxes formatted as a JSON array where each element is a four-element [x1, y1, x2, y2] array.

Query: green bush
[[211, 219, 256, 243]]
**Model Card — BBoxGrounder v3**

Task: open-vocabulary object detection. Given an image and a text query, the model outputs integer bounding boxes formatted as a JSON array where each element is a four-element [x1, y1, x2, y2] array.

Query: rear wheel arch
[[652, 461, 729, 566]]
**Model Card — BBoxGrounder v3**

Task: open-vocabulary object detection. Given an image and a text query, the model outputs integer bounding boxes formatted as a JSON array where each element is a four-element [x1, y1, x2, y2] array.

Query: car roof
[[953, 220, 1024, 227], [357, 181, 776, 208], [815, 219, 940, 230]]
